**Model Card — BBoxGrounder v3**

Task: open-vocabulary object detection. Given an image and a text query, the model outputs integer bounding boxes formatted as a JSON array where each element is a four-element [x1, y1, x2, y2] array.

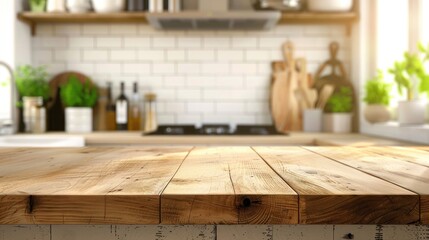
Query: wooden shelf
[[18, 11, 358, 36]]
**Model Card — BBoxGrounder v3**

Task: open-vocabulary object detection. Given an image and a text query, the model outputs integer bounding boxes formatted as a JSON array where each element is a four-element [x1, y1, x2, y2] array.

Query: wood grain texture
[[365, 146, 429, 167], [161, 147, 298, 224], [307, 146, 428, 224], [0, 147, 191, 224], [254, 147, 419, 224]]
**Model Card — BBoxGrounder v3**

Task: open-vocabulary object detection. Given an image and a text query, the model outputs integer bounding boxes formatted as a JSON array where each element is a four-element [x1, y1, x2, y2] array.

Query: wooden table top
[[0, 146, 427, 225]]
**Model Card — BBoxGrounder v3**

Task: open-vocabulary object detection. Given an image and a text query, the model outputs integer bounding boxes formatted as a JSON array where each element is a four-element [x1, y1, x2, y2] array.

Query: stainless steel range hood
[[146, 11, 281, 30], [146, 0, 281, 31]]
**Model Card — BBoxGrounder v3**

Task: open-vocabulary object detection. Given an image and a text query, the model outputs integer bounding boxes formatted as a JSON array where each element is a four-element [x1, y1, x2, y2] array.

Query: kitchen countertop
[[0, 146, 427, 225], [74, 131, 413, 146]]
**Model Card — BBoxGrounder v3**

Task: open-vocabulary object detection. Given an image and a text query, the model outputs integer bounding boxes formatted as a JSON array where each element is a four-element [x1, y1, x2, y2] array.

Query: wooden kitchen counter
[[78, 131, 412, 146], [0, 146, 427, 225]]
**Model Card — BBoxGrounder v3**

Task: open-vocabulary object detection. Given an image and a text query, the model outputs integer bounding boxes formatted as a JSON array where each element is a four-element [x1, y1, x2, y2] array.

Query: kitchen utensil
[[307, 0, 353, 12], [47, 0, 66, 12], [270, 41, 301, 132], [314, 42, 355, 110], [66, 0, 91, 13], [316, 84, 335, 109], [92, 0, 126, 13]]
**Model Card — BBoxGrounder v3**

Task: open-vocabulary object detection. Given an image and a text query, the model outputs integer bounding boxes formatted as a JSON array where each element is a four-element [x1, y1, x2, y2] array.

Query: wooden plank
[[365, 147, 429, 167], [0, 147, 191, 224], [161, 147, 298, 224], [18, 12, 148, 24], [254, 147, 419, 224], [307, 147, 429, 224]]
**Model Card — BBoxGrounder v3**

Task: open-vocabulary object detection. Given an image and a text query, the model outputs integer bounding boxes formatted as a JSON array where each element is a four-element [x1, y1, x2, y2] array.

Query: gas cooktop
[[144, 125, 286, 136]]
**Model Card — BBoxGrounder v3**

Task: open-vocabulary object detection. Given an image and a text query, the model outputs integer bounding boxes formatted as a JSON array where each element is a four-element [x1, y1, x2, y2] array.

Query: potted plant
[[61, 75, 98, 133], [363, 70, 392, 124], [29, 0, 47, 12], [389, 42, 429, 125], [14, 65, 50, 132], [323, 87, 353, 133]]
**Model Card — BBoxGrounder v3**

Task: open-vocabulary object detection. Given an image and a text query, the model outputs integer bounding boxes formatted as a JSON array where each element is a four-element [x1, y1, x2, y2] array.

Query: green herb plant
[[326, 87, 353, 113], [388, 42, 429, 101], [29, 0, 47, 12], [363, 70, 392, 106], [61, 75, 98, 108], [14, 65, 50, 100]]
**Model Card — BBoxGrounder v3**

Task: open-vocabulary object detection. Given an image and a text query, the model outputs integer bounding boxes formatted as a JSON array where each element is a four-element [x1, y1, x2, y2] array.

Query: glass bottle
[[128, 82, 141, 131]]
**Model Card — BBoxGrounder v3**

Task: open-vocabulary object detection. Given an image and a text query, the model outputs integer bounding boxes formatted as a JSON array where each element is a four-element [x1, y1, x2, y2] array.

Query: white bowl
[[92, 0, 126, 13], [307, 0, 353, 12]]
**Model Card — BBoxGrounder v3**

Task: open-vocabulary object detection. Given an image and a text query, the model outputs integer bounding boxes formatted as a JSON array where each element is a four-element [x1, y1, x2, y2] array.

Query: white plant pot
[[67, 0, 91, 12], [307, 0, 353, 12], [364, 104, 391, 124], [397, 100, 426, 125], [92, 0, 125, 13], [303, 109, 323, 132], [323, 113, 352, 133], [65, 107, 93, 133], [47, 0, 66, 12]]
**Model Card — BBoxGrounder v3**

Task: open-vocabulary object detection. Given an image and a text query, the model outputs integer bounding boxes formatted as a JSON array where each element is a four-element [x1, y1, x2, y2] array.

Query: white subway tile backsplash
[[201, 63, 229, 75], [153, 63, 175, 74], [55, 49, 80, 61], [123, 63, 151, 74], [83, 50, 108, 61], [95, 63, 121, 74], [32, 23, 350, 125], [231, 63, 258, 75], [203, 37, 230, 48], [67, 63, 94, 74], [138, 50, 165, 61], [39, 37, 68, 48], [188, 50, 215, 61], [177, 114, 202, 124], [109, 24, 138, 35], [123, 37, 151, 48], [153, 37, 176, 48], [69, 37, 94, 48], [188, 102, 215, 113], [83, 24, 109, 35], [55, 24, 81, 36], [245, 50, 272, 61], [164, 75, 186, 87], [167, 50, 186, 61], [216, 102, 246, 113], [217, 50, 244, 62], [232, 37, 258, 48], [177, 63, 201, 75], [34, 50, 53, 62], [110, 50, 137, 61], [177, 37, 202, 48], [96, 37, 122, 48], [177, 89, 201, 100]]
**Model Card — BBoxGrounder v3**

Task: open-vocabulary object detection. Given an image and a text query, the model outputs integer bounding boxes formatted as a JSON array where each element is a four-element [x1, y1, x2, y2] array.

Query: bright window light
[[376, 0, 409, 103]]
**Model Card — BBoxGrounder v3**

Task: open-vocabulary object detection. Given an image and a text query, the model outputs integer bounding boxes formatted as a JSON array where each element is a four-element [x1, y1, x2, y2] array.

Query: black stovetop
[[144, 124, 286, 136]]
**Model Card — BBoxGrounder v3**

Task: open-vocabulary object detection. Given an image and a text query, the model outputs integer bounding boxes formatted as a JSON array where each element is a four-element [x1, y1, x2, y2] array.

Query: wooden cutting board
[[313, 42, 355, 111], [270, 42, 301, 132]]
